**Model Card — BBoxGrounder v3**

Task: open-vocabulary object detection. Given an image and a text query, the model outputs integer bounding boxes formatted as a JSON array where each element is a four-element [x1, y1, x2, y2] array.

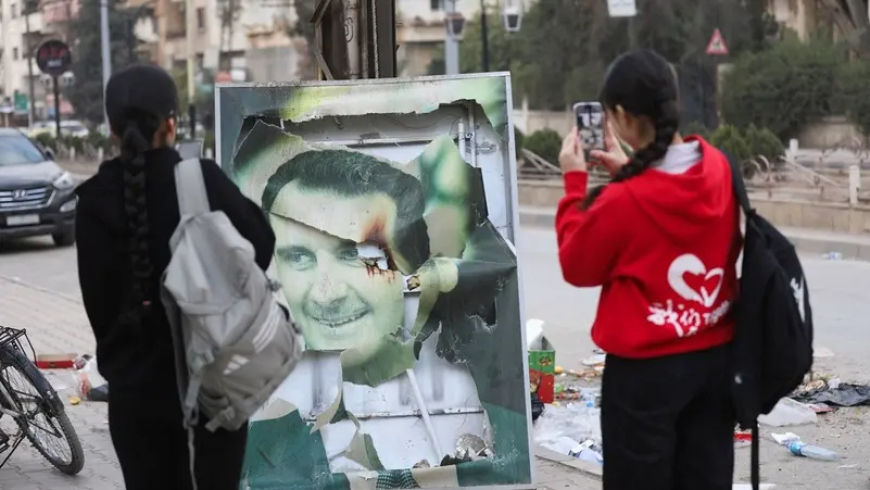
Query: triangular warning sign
[[706, 28, 729, 55]]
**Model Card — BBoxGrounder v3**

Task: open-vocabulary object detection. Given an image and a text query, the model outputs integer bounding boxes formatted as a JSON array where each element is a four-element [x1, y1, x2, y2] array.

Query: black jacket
[[75, 148, 275, 398]]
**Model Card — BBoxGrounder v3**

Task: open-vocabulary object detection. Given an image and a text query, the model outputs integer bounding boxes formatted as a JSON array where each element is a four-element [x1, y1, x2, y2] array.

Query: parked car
[[27, 120, 90, 139], [0, 128, 77, 246]]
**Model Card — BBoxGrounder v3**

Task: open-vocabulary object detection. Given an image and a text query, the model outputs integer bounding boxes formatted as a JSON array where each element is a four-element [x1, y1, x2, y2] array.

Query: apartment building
[[145, 0, 304, 84], [0, 0, 60, 122]]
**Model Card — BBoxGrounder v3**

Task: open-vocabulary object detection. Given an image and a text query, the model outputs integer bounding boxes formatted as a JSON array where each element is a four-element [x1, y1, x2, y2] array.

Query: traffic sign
[[35, 39, 72, 78], [706, 28, 729, 56]]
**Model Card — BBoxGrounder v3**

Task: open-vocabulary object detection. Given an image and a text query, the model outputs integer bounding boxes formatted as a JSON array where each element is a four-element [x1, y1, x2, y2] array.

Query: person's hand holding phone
[[559, 127, 587, 174], [589, 121, 630, 175]]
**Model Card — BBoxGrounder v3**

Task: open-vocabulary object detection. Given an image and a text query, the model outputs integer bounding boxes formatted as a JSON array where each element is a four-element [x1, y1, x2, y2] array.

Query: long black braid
[[118, 114, 161, 327], [581, 50, 680, 210]]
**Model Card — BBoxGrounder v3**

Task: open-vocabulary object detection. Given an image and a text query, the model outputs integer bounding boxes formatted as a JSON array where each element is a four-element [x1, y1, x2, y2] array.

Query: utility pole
[[24, 0, 36, 127], [100, 0, 112, 135], [185, 0, 196, 138], [444, 0, 460, 74], [479, 0, 489, 72]]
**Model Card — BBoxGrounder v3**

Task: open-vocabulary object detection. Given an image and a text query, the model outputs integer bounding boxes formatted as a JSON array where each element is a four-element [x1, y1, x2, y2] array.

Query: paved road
[[1, 226, 869, 489]]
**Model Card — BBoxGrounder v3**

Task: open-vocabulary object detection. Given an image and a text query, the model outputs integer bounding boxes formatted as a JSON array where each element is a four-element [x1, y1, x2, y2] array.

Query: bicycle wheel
[[0, 346, 85, 475]]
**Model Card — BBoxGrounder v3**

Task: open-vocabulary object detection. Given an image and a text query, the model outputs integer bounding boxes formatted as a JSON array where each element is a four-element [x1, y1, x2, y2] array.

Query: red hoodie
[[556, 136, 742, 359]]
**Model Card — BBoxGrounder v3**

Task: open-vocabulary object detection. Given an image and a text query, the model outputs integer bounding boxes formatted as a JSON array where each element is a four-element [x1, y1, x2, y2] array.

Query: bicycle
[[0, 326, 85, 475]]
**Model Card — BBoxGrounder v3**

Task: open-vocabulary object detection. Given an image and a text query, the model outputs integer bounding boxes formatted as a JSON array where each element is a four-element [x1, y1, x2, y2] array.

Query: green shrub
[[709, 124, 751, 161], [744, 124, 785, 163], [682, 120, 709, 140], [33, 133, 56, 150], [523, 128, 562, 164], [720, 33, 846, 140], [838, 60, 870, 137]]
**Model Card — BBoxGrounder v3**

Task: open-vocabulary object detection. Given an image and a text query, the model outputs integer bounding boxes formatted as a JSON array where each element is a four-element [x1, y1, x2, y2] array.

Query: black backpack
[[726, 155, 814, 490]]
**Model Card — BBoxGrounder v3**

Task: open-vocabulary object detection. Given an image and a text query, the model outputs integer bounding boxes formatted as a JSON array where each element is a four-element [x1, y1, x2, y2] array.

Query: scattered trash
[[569, 439, 603, 465], [581, 354, 606, 367], [412, 459, 430, 468], [733, 484, 776, 490], [822, 251, 843, 260], [838, 464, 858, 469], [530, 392, 545, 422], [534, 398, 602, 457], [734, 430, 752, 449], [807, 403, 834, 414], [70, 355, 109, 403], [772, 432, 840, 461], [757, 398, 818, 427], [527, 319, 556, 403], [68, 396, 81, 405], [792, 382, 870, 407], [554, 365, 564, 375], [35, 353, 78, 370], [453, 433, 491, 462]]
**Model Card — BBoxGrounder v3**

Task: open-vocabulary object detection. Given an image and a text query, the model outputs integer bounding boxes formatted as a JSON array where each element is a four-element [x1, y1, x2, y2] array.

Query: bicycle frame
[[0, 326, 59, 469], [0, 378, 29, 469]]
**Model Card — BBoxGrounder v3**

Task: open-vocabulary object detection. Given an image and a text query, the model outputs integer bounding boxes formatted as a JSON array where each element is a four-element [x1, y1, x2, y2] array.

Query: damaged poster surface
[[215, 74, 532, 490]]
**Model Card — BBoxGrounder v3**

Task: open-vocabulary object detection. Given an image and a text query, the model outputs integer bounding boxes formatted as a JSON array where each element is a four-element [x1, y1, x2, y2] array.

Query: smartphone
[[573, 101, 605, 160]]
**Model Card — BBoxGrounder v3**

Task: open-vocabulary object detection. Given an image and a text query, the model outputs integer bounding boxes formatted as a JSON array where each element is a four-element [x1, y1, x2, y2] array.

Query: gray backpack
[[160, 159, 301, 480]]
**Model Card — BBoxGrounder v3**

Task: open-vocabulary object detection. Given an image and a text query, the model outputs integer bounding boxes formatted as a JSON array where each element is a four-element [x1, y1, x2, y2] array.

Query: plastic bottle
[[580, 390, 596, 409], [788, 441, 840, 461]]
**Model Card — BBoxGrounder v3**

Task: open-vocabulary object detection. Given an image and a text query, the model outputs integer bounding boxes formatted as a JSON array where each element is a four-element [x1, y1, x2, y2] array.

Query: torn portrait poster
[[215, 74, 532, 490]]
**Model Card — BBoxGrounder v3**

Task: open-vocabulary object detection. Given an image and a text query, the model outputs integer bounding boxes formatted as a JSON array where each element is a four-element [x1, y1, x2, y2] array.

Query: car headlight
[[60, 198, 77, 213], [53, 171, 75, 190]]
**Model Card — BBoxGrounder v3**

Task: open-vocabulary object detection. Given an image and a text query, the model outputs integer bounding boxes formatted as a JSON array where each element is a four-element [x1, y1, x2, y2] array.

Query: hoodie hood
[[622, 136, 733, 244]]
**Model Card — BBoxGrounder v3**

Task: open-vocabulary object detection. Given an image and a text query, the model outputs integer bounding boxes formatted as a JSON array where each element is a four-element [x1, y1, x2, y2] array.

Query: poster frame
[[214, 72, 535, 490]]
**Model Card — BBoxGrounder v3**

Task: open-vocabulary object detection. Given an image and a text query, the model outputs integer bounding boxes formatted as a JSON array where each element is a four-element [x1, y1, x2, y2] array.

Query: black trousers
[[601, 343, 734, 490], [108, 391, 248, 490]]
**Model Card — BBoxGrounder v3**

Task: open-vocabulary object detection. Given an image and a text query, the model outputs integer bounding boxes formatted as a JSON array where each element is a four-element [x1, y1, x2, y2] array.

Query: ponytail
[[118, 118, 159, 327]]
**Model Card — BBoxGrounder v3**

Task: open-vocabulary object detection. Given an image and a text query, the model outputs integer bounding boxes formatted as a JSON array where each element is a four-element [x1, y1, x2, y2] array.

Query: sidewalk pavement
[[0, 276, 122, 489], [0, 275, 597, 490], [520, 205, 870, 262]]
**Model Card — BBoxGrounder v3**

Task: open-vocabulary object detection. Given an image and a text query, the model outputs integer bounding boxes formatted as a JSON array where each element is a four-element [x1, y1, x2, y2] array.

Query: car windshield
[[0, 134, 46, 165]]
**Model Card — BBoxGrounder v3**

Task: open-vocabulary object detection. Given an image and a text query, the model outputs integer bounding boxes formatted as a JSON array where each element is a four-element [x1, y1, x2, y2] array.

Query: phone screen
[[573, 102, 604, 158]]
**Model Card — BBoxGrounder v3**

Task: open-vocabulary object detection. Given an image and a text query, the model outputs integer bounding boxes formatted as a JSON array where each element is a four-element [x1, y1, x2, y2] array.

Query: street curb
[[519, 209, 870, 262]]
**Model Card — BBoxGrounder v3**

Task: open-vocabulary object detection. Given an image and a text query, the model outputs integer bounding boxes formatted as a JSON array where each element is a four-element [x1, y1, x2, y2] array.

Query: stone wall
[[518, 180, 870, 234], [512, 111, 864, 151]]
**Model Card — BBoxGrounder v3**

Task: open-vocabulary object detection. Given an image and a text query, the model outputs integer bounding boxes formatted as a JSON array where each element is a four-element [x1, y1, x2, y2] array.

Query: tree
[[65, 0, 145, 125], [458, 14, 519, 74]]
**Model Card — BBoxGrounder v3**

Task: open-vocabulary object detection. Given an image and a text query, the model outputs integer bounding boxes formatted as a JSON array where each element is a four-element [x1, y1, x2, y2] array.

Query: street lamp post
[[24, 2, 36, 127], [100, 0, 111, 135], [479, 0, 489, 72]]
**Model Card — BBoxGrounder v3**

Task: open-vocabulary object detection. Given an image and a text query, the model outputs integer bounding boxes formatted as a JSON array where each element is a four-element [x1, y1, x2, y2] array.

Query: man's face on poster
[[269, 181, 405, 351]]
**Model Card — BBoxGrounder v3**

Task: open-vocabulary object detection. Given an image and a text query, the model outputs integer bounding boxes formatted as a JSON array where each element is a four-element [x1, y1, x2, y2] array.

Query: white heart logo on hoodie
[[667, 254, 724, 308]]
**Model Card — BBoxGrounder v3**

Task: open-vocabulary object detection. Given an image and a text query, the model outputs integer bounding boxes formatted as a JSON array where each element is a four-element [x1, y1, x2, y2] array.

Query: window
[[430, 0, 441, 11], [12, 47, 18, 60], [11, 2, 17, 17], [196, 7, 205, 30]]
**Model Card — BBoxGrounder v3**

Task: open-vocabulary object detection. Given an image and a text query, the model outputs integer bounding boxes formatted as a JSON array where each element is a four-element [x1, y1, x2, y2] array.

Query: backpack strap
[[722, 151, 755, 217], [175, 158, 211, 216]]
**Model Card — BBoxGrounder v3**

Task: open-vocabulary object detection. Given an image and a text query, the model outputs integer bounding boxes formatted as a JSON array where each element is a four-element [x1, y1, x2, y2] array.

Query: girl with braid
[[556, 50, 741, 490], [75, 64, 275, 490]]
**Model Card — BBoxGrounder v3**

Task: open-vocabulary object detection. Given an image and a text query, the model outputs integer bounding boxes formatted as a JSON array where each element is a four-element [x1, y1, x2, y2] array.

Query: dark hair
[[262, 149, 431, 271], [116, 112, 161, 327], [104, 64, 178, 328], [582, 50, 680, 209]]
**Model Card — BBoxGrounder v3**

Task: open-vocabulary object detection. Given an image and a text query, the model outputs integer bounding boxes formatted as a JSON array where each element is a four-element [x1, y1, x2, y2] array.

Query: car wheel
[[52, 230, 75, 247]]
